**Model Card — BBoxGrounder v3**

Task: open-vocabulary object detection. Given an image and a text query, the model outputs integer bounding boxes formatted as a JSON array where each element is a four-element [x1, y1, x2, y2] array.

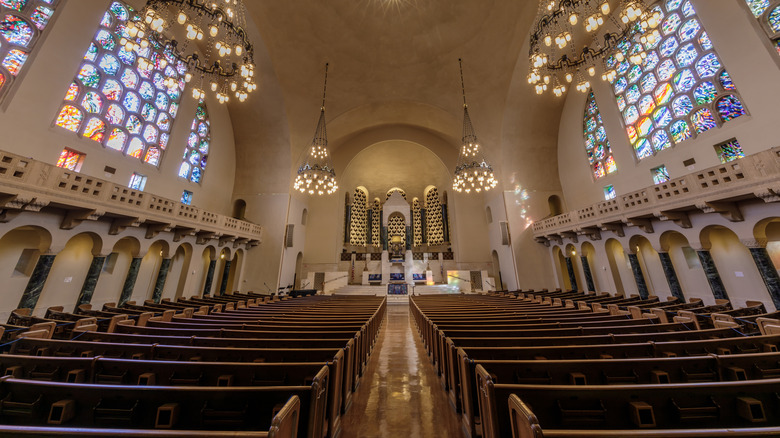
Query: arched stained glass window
[[54, 1, 186, 167], [179, 99, 209, 183], [583, 91, 617, 179], [606, 0, 747, 160], [0, 0, 58, 100], [743, 1, 780, 55]]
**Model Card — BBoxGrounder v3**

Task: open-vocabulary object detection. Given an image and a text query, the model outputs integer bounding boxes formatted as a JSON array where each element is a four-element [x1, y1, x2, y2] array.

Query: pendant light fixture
[[293, 63, 338, 196], [453, 58, 498, 194]]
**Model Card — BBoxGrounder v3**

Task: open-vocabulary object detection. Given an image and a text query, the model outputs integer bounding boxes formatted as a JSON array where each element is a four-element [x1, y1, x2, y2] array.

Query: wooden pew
[[0, 393, 299, 437], [477, 369, 780, 438], [0, 377, 319, 437]]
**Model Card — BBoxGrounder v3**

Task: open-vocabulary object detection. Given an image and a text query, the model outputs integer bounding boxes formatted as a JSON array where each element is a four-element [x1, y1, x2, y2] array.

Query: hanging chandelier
[[527, 0, 661, 97], [294, 63, 339, 196], [123, 0, 257, 103], [452, 59, 498, 194]]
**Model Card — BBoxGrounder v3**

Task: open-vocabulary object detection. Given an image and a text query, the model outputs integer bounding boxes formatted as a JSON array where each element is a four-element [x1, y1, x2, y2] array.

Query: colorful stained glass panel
[[55, 105, 83, 132], [0, 15, 32, 46], [716, 95, 747, 121], [2, 47, 26, 74], [716, 139, 744, 163]]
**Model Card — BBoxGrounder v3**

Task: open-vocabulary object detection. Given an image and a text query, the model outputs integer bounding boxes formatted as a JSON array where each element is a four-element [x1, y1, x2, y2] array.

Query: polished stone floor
[[341, 302, 462, 438]]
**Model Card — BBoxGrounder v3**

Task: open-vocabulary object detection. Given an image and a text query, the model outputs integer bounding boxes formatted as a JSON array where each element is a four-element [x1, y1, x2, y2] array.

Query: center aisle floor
[[341, 302, 462, 438]]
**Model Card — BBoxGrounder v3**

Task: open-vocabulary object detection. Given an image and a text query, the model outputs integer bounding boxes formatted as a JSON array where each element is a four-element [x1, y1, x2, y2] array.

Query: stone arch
[[700, 225, 771, 308], [605, 238, 634, 297], [580, 241, 599, 292], [165, 242, 193, 301], [628, 234, 668, 300], [552, 245, 569, 290]]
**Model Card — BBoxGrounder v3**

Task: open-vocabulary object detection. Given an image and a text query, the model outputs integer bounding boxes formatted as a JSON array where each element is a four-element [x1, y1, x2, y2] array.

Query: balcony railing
[[0, 150, 262, 245], [533, 146, 780, 241]]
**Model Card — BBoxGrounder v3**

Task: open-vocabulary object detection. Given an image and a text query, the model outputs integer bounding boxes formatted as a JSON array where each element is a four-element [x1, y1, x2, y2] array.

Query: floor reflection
[[341, 302, 462, 438]]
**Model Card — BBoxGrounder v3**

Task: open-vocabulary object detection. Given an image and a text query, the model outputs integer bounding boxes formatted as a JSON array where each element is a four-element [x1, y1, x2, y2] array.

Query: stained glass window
[[607, 1, 747, 160], [651, 165, 670, 184], [745, 2, 780, 57], [714, 138, 745, 163], [179, 99, 210, 183], [604, 185, 616, 200], [128, 172, 146, 190], [583, 92, 617, 179], [56, 148, 84, 171], [54, 1, 185, 167], [0, 0, 58, 99], [181, 190, 193, 205]]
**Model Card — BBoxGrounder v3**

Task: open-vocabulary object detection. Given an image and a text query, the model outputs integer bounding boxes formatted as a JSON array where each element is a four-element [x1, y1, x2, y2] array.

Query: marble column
[[696, 250, 729, 301], [75, 255, 106, 309], [17, 254, 56, 310], [219, 260, 232, 295], [749, 247, 780, 309], [580, 256, 596, 292], [151, 258, 172, 303], [564, 257, 578, 291], [118, 257, 142, 307], [627, 253, 649, 300], [658, 252, 685, 301], [202, 259, 217, 296]]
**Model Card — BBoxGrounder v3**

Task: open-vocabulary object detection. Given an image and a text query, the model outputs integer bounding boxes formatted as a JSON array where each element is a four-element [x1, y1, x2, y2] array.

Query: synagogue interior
[[0, 0, 779, 436]]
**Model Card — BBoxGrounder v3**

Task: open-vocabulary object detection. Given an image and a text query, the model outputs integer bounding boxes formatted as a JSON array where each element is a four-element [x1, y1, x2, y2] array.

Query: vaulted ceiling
[[231, 0, 565, 195]]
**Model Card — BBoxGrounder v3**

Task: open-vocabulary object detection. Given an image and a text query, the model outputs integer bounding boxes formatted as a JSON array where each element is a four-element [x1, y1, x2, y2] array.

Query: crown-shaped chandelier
[[294, 63, 338, 196], [527, 0, 661, 97], [453, 59, 498, 194], [125, 0, 257, 103]]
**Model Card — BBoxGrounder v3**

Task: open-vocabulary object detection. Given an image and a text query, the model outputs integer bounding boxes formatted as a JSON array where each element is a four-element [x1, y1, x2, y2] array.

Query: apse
[[340, 140, 451, 197]]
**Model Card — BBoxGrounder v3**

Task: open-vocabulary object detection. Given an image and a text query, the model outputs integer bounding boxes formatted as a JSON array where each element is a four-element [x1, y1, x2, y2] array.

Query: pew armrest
[[268, 395, 301, 438], [508, 394, 544, 438]]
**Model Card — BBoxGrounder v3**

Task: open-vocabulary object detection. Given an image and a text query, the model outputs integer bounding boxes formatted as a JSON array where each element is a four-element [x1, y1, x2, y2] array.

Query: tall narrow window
[[425, 187, 444, 246], [606, 0, 747, 160], [0, 0, 58, 101], [179, 99, 209, 183], [412, 198, 423, 247], [583, 91, 617, 179], [54, 1, 186, 167], [371, 198, 381, 248], [348, 187, 368, 246]]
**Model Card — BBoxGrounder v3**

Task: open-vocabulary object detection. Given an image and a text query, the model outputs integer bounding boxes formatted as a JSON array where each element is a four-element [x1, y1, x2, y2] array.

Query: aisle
[[340, 302, 462, 438]]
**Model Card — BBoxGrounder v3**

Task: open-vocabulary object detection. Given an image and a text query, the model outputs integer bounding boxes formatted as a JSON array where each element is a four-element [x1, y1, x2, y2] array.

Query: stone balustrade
[[0, 150, 262, 246], [533, 146, 780, 242]]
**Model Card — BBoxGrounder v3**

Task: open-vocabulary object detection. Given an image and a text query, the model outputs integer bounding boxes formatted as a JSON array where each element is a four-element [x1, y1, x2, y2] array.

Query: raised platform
[[329, 284, 466, 303]]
